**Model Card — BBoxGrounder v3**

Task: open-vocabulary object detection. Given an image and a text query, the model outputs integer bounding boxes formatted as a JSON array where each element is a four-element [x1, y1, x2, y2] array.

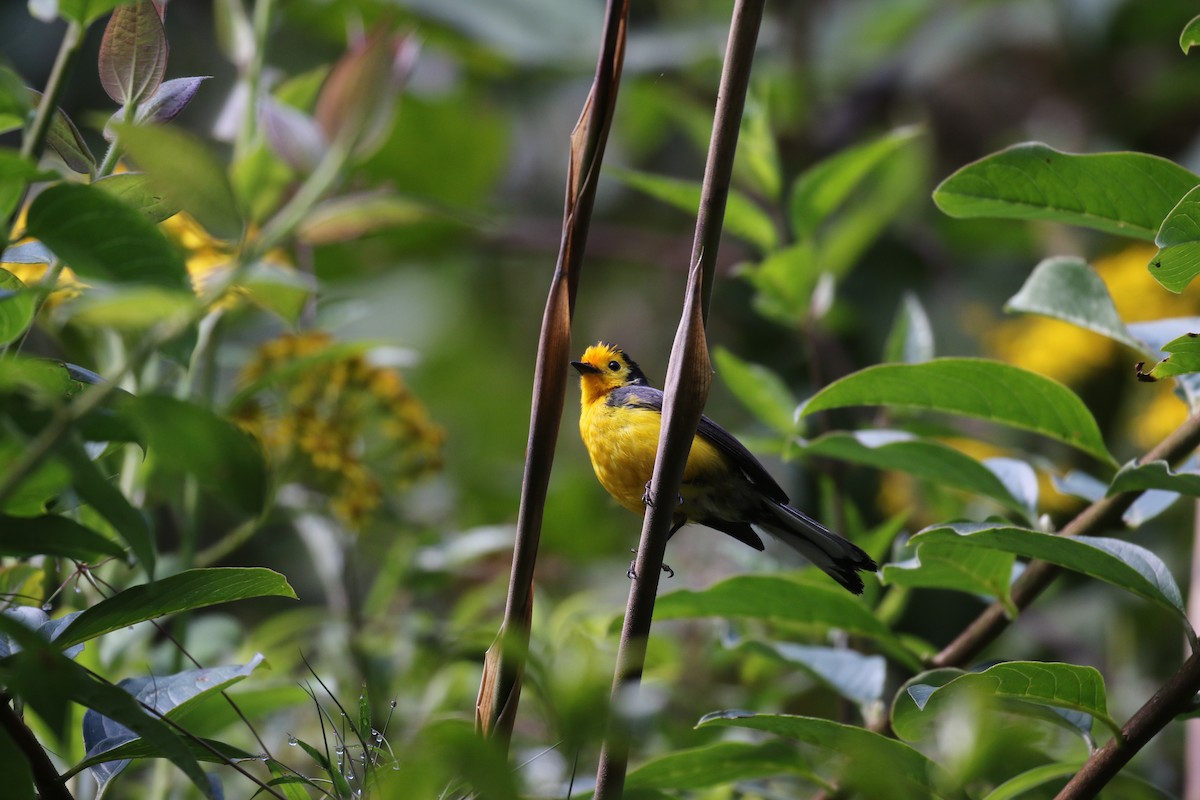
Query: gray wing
[[608, 384, 789, 504]]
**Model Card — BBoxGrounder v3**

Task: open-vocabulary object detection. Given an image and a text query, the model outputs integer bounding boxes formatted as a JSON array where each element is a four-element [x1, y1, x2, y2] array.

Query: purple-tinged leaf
[[98, 1, 168, 106], [28, 89, 94, 174], [104, 76, 209, 141], [259, 97, 325, 173]]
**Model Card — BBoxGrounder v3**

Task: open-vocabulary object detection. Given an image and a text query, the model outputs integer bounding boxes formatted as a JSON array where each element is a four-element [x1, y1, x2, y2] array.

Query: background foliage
[[5, 0, 1200, 798]]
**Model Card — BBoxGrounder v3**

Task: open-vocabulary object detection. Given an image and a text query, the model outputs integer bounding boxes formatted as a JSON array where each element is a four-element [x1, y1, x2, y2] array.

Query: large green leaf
[[626, 741, 817, 793], [933, 143, 1199, 240], [114, 122, 244, 241], [55, 567, 297, 648], [883, 541, 1016, 615], [911, 523, 1191, 636], [698, 712, 968, 800], [1108, 459, 1200, 497], [800, 430, 1029, 518], [121, 394, 267, 516], [608, 167, 777, 251], [1151, 184, 1200, 292], [1005, 257, 1142, 350], [713, 346, 797, 435], [801, 358, 1114, 465], [92, 172, 182, 223], [983, 763, 1175, 800], [654, 575, 917, 669], [0, 514, 126, 561], [25, 183, 188, 288], [789, 126, 921, 238], [906, 661, 1120, 741]]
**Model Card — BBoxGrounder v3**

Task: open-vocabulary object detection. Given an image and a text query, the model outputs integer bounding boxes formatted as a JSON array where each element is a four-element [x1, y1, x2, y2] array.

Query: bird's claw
[[641, 481, 683, 508], [627, 548, 674, 579]]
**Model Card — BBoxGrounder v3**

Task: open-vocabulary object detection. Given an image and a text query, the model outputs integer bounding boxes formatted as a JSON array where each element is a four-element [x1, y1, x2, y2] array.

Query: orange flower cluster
[[233, 332, 443, 526]]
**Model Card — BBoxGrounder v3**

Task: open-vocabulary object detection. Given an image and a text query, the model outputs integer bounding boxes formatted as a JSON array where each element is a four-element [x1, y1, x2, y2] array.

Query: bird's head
[[572, 342, 649, 404]]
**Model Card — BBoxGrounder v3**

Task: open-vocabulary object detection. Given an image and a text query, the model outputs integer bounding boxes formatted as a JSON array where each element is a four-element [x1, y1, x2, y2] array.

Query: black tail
[[759, 502, 877, 594]]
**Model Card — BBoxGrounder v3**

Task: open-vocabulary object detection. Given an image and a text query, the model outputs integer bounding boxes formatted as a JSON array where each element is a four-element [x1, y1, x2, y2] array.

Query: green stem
[[234, 0, 274, 162], [7, 20, 85, 235], [19, 22, 84, 164]]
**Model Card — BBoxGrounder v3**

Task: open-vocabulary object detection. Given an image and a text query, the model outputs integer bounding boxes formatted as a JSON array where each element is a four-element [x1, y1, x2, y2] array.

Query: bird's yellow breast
[[579, 394, 727, 514]]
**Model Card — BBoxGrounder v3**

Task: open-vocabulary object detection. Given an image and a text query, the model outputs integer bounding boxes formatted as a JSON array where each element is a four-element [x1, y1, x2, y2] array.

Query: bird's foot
[[627, 548, 674, 579], [641, 481, 684, 508]]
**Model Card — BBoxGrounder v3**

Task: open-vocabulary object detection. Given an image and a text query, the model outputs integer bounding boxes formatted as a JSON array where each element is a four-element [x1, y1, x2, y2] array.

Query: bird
[[572, 341, 877, 594]]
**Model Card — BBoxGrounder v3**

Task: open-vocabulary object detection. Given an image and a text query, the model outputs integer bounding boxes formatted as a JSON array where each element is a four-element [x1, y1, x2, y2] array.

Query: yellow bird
[[572, 342, 877, 593]]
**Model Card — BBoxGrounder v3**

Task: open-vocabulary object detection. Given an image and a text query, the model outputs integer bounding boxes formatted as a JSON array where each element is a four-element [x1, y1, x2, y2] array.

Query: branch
[[931, 411, 1200, 669], [475, 0, 630, 746], [593, 1, 765, 796], [0, 693, 73, 800], [1056, 648, 1200, 798]]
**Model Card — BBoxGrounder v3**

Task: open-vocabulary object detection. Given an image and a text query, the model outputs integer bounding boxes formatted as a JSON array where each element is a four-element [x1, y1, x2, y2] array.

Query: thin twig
[[593, 1, 765, 796]]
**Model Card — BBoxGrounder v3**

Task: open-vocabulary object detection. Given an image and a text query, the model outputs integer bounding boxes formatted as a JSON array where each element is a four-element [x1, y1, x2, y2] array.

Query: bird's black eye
[[608, 360, 621, 372]]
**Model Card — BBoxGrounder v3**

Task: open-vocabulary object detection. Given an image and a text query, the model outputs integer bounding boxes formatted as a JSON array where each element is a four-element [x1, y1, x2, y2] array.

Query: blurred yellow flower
[[232, 331, 443, 528]]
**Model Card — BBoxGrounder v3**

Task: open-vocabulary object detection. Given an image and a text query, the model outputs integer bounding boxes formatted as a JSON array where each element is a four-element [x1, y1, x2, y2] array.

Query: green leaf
[[740, 241, 820, 324], [1108, 459, 1200, 497], [737, 640, 886, 706], [883, 541, 1016, 614], [25, 183, 188, 288], [0, 66, 31, 134], [626, 741, 817, 793], [75, 655, 265, 788], [55, 567, 297, 649], [654, 575, 918, 669], [0, 439, 71, 517], [0, 514, 126, 561], [698, 711, 968, 800], [58, 438, 155, 577], [121, 394, 267, 516], [713, 346, 797, 435], [239, 260, 315, 324], [1005, 257, 1142, 350], [0, 269, 34, 346], [92, 172, 183, 222], [114, 122, 244, 241], [911, 523, 1191, 636], [297, 192, 435, 244], [63, 285, 196, 330], [884, 291, 934, 363], [933, 143, 1200, 240], [800, 430, 1029, 519], [71, 737, 254, 772], [892, 668, 1097, 748], [982, 762, 1083, 800], [790, 126, 921, 238], [1149, 185, 1200, 292], [1183, 14, 1200, 54], [909, 661, 1120, 741], [0, 148, 44, 220], [608, 167, 778, 251], [29, 89, 95, 174], [1136, 332, 1200, 380], [98, 1, 167, 107], [800, 358, 1114, 465], [0, 613, 213, 797], [736, 97, 782, 201]]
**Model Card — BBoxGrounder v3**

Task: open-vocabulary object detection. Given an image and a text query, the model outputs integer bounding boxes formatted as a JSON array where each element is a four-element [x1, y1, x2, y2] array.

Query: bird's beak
[[571, 360, 601, 375]]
